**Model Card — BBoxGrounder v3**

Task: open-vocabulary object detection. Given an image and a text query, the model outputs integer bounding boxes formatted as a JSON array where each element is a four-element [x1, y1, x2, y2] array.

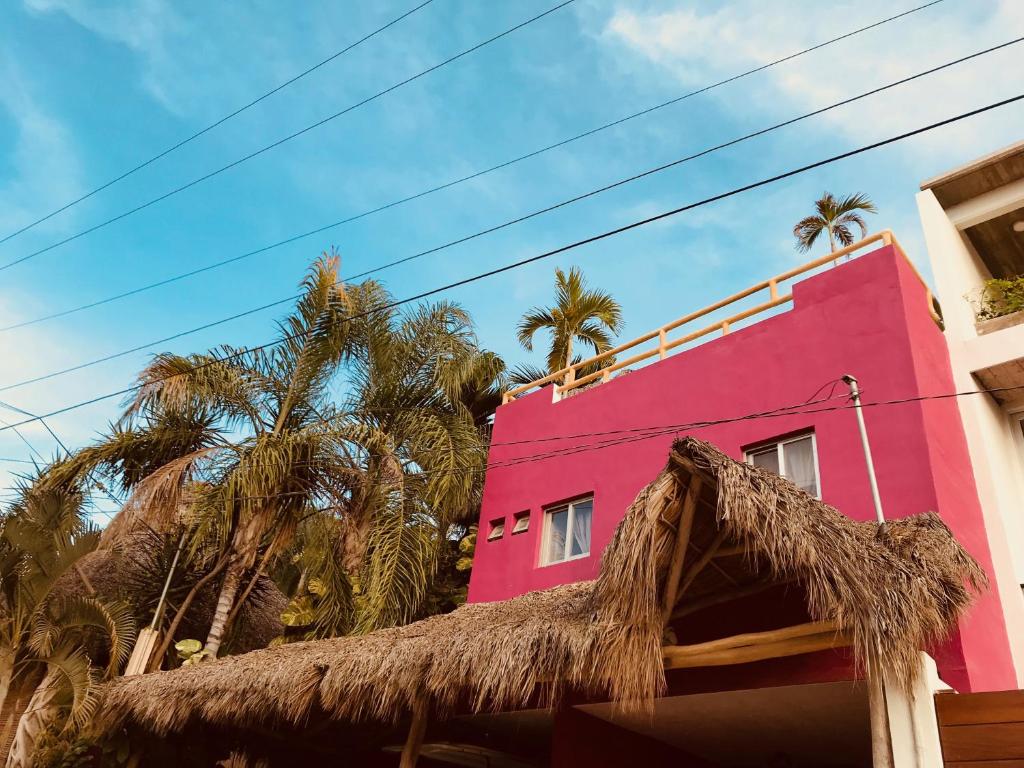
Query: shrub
[[976, 276, 1024, 321]]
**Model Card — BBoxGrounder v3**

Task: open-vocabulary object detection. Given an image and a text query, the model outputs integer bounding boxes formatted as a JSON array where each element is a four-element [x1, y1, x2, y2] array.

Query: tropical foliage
[[0, 467, 135, 766], [516, 266, 623, 384], [57, 254, 498, 661], [0, 251, 546, 764], [792, 192, 877, 254], [975, 275, 1024, 321]]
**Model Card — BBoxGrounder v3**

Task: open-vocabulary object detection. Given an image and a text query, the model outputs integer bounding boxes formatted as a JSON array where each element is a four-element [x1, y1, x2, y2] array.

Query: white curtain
[[570, 501, 592, 557], [547, 508, 568, 563], [785, 437, 818, 496]]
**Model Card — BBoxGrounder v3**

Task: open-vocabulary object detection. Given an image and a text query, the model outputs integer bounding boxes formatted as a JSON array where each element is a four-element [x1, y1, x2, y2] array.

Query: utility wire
[[0, 1, 436, 248], [0, 399, 126, 507], [17, 384, 1015, 502], [0, 399, 72, 455], [0, 92, 1020, 427], [0, 0, 576, 274], [0, 0, 953, 333], [0, 41, 1017, 391]]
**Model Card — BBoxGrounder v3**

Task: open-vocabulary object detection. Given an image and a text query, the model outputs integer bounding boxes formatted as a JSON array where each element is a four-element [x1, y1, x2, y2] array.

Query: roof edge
[[920, 139, 1024, 192]]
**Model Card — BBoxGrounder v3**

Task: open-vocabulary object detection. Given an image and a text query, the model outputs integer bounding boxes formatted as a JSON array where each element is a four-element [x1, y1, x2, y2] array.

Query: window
[[746, 434, 820, 498], [487, 518, 505, 542], [512, 511, 530, 534], [542, 497, 593, 565]]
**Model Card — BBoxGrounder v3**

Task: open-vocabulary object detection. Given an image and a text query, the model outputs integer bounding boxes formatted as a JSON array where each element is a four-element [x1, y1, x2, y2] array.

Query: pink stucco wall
[[469, 245, 1015, 693]]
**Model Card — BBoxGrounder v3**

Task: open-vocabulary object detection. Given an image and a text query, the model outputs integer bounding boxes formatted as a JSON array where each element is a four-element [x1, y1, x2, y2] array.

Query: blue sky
[[1, 0, 1022, 513]]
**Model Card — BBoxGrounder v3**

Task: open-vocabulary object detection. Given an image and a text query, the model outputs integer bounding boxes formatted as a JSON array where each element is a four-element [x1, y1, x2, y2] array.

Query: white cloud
[[24, 0, 193, 114], [600, 0, 1024, 158], [0, 54, 84, 235]]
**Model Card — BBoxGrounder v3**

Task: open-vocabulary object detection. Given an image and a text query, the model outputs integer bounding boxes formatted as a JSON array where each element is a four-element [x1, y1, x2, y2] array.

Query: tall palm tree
[[73, 255, 495, 656], [516, 267, 623, 384], [793, 192, 877, 254]]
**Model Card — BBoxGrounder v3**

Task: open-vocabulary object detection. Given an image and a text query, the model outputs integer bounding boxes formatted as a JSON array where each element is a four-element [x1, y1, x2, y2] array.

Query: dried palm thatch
[[56, 534, 286, 656], [98, 437, 985, 738]]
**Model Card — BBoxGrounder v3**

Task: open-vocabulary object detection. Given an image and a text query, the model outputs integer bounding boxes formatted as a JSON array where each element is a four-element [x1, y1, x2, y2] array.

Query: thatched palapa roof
[[99, 437, 985, 737]]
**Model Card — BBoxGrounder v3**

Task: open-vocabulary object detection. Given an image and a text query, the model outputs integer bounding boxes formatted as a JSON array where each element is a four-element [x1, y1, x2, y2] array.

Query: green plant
[[0, 468, 136, 765], [793, 192, 877, 254], [174, 638, 210, 666], [68, 254, 495, 658], [975, 276, 1024, 321], [517, 267, 623, 384]]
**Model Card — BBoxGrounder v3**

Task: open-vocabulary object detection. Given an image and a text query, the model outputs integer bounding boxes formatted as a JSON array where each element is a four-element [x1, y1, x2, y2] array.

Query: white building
[[917, 140, 1024, 685]]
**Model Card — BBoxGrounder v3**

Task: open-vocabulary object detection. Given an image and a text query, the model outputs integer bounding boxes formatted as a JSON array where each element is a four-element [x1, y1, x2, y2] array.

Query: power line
[[0, 399, 72, 455], [1, 42, 1016, 394], [0, 399, 126, 507], [0, 1, 436, 248], [0, 92, 1020, 430], [12, 384, 1016, 503], [0, 0, 951, 334], [0, 0, 576, 274]]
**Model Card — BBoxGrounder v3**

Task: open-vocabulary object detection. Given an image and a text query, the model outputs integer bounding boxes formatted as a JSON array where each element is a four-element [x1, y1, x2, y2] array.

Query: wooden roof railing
[[503, 231, 942, 404]]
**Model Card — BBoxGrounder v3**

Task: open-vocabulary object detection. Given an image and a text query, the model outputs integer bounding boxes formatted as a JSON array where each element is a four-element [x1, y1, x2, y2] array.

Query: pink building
[[108, 235, 1024, 768], [470, 236, 1018, 697]]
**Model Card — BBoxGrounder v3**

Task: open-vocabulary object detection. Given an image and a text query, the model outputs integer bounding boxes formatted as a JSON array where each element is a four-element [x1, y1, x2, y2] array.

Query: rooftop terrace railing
[[503, 231, 941, 404]]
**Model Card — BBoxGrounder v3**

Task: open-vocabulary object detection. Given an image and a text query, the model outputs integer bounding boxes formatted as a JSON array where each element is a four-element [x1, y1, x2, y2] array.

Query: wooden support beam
[[677, 528, 730, 598], [670, 578, 795, 620], [663, 627, 850, 670], [661, 478, 702, 624], [400, 697, 429, 768], [664, 621, 838, 657]]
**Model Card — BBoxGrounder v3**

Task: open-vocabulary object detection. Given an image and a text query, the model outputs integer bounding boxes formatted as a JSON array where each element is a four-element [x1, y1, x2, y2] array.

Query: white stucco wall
[[917, 188, 1024, 688]]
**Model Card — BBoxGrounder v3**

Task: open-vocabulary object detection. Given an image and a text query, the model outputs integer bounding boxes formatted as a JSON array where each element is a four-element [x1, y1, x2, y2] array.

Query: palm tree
[[0, 467, 135, 766], [793, 192, 877, 255], [331, 297, 493, 632], [516, 267, 623, 385], [74, 255, 495, 656]]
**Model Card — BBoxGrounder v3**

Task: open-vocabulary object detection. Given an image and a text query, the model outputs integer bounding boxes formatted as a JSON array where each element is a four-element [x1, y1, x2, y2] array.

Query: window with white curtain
[[746, 434, 820, 498], [541, 497, 593, 565]]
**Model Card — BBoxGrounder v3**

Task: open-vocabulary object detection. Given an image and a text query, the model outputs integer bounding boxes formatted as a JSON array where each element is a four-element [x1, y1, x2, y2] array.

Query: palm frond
[[794, 192, 876, 253], [41, 647, 98, 732], [515, 308, 556, 352], [355, 504, 438, 633]]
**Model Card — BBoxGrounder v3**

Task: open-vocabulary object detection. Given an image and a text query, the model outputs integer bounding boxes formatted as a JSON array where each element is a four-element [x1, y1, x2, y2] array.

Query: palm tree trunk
[[203, 513, 265, 657], [147, 554, 230, 672], [563, 338, 574, 386], [341, 515, 373, 577], [5, 669, 60, 768], [202, 561, 242, 659]]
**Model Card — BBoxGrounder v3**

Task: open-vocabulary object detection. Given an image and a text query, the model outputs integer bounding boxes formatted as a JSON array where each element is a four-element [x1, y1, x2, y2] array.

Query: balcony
[[503, 231, 941, 405]]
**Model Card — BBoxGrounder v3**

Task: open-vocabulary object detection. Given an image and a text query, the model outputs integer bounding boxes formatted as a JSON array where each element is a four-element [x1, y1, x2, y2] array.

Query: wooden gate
[[936, 690, 1024, 766]]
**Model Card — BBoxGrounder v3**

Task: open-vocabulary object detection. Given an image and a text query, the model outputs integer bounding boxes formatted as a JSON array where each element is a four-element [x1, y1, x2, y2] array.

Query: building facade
[[469, 235, 1019, 696], [917, 140, 1024, 688]]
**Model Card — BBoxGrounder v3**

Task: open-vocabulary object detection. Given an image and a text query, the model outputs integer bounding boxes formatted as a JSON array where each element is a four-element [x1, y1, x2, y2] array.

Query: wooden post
[[400, 697, 429, 768], [658, 328, 667, 360], [124, 628, 160, 676], [661, 478, 702, 624], [868, 673, 894, 768]]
